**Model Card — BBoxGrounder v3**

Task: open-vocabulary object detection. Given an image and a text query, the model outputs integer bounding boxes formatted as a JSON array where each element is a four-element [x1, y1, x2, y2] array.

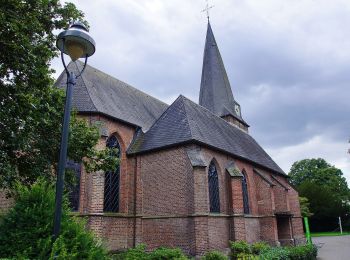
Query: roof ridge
[[142, 95, 186, 134], [179, 95, 195, 140], [74, 61, 98, 112]]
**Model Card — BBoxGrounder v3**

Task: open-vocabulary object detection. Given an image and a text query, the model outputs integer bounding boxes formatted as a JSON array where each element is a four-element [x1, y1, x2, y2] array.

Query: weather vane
[[201, 0, 214, 21]]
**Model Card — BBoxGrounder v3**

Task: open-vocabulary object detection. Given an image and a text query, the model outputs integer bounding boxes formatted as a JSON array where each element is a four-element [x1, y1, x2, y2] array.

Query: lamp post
[[53, 22, 96, 240]]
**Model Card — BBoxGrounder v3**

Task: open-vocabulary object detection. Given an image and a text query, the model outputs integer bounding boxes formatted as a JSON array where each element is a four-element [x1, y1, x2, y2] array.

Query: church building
[[3, 21, 305, 256]]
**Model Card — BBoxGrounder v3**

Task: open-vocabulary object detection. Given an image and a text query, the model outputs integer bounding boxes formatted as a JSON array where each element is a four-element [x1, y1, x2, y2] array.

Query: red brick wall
[[142, 218, 195, 255], [245, 218, 260, 243], [77, 115, 137, 251], [193, 217, 209, 255], [136, 147, 196, 254], [140, 147, 194, 216], [208, 217, 230, 251], [253, 171, 273, 215], [260, 217, 278, 245], [229, 177, 244, 214], [78, 114, 137, 215], [291, 217, 305, 244], [231, 216, 246, 241], [70, 115, 305, 253]]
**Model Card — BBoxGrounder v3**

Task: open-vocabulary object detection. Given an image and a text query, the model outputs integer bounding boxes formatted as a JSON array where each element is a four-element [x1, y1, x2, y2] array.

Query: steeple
[[199, 21, 249, 132]]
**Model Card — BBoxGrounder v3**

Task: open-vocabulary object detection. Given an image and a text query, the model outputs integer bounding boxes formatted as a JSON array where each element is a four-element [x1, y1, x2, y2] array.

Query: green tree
[[0, 1, 116, 191], [0, 179, 109, 259], [299, 197, 313, 217], [289, 158, 350, 231], [298, 182, 344, 218], [289, 158, 350, 199]]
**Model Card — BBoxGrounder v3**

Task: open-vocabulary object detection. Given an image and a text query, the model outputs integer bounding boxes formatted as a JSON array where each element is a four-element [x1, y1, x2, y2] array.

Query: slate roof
[[128, 95, 285, 175], [199, 22, 247, 126], [55, 61, 168, 131]]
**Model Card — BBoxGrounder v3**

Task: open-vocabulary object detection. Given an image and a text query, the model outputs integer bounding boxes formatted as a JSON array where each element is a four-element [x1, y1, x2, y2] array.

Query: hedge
[[230, 241, 317, 260]]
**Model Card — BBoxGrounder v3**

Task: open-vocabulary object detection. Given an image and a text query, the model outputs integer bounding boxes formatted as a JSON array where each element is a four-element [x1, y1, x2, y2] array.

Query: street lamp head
[[56, 22, 96, 61]]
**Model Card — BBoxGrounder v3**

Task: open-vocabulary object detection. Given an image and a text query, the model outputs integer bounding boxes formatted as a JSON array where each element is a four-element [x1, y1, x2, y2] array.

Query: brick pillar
[[134, 156, 143, 246], [228, 176, 246, 241], [88, 171, 104, 213], [229, 176, 244, 214], [231, 216, 246, 241], [192, 166, 209, 255], [260, 217, 279, 245], [193, 216, 209, 256], [193, 167, 209, 214]]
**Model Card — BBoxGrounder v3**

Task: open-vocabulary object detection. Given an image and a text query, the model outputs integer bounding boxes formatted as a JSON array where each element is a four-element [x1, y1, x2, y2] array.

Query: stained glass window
[[242, 171, 250, 214], [103, 135, 121, 212], [208, 161, 220, 213]]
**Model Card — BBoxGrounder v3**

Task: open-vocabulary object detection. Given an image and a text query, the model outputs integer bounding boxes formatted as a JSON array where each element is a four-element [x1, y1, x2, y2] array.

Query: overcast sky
[[52, 0, 350, 182]]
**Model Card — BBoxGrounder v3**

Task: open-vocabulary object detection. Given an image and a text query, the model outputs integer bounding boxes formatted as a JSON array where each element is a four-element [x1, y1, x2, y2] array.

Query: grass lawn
[[311, 231, 350, 237]]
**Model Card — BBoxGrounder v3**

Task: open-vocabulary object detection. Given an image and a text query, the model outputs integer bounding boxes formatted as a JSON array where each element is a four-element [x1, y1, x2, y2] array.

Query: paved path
[[312, 235, 350, 260]]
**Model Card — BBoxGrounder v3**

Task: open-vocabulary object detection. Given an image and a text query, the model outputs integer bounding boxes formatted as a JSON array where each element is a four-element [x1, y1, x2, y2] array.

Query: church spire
[[199, 21, 249, 132]]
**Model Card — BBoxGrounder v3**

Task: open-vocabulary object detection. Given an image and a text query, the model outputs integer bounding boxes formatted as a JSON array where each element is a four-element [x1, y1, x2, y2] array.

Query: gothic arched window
[[104, 135, 121, 212], [208, 161, 220, 213], [242, 171, 250, 214]]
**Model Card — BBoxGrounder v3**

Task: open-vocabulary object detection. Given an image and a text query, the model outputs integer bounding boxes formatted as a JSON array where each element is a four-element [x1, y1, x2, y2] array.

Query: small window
[[103, 135, 121, 212], [208, 161, 220, 213], [242, 171, 250, 214]]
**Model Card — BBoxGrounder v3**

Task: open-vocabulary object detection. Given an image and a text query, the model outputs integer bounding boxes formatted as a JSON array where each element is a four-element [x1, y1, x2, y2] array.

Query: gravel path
[[312, 235, 350, 260]]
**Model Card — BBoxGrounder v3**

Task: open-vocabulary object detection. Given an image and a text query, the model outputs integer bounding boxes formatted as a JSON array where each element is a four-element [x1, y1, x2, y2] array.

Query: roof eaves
[[126, 139, 195, 156], [127, 137, 285, 176], [78, 111, 140, 129]]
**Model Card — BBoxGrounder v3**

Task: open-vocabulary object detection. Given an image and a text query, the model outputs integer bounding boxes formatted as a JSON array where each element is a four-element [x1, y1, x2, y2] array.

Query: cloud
[[267, 134, 350, 184], [52, 0, 350, 182]]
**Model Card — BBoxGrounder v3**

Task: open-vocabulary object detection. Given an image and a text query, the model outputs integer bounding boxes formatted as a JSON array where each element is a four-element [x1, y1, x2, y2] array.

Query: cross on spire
[[201, 0, 214, 21]]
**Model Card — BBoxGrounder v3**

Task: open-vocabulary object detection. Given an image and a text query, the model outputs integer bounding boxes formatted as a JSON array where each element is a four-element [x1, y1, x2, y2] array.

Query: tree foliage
[[289, 158, 350, 231], [299, 197, 313, 218], [0, 179, 109, 259], [0, 0, 117, 191], [289, 158, 350, 199]]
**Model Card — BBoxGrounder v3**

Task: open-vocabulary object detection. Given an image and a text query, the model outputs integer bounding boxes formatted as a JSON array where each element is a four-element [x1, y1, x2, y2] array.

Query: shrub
[[113, 244, 149, 260], [251, 242, 270, 255], [287, 244, 317, 260], [111, 244, 189, 260], [236, 252, 259, 260], [202, 250, 228, 260], [258, 244, 317, 260], [149, 247, 188, 260], [259, 247, 290, 260], [230, 241, 251, 259], [0, 179, 108, 259]]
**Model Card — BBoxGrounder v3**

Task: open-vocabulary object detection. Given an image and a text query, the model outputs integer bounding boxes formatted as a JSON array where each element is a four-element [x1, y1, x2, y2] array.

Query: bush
[[258, 244, 317, 260], [111, 244, 189, 260], [202, 250, 228, 260], [236, 252, 259, 260], [251, 242, 270, 255], [259, 247, 290, 260], [230, 241, 251, 259], [287, 244, 317, 260], [113, 244, 148, 260], [149, 247, 188, 260], [0, 179, 108, 259]]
